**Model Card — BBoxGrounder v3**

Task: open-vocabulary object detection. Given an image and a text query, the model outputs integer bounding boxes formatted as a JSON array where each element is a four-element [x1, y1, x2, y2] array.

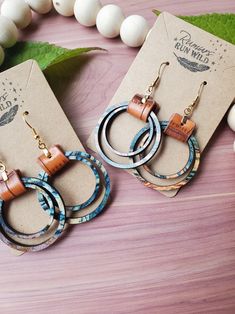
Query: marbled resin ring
[[38, 151, 111, 224], [0, 177, 66, 252], [66, 153, 111, 225], [0, 181, 56, 240], [95, 102, 162, 169], [130, 121, 200, 191], [134, 124, 196, 179]]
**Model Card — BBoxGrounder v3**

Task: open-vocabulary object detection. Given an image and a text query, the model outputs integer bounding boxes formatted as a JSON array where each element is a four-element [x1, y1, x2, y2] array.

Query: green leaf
[[153, 11, 235, 45], [2, 41, 104, 71]]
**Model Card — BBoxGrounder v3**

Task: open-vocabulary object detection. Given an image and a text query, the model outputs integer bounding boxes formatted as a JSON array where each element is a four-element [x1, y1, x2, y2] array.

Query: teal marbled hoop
[[0, 177, 66, 252], [0, 182, 56, 240], [38, 151, 101, 212], [67, 153, 111, 225], [95, 102, 162, 169], [132, 122, 196, 179], [130, 121, 200, 191], [38, 151, 111, 224]]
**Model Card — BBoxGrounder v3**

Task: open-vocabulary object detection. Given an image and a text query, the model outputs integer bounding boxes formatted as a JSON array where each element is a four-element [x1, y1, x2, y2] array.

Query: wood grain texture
[[0, 1, 235, 313]]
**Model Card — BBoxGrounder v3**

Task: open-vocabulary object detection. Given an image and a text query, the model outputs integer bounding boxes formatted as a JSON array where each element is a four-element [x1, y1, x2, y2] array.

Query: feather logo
[[0, 105, 19, 127], [174, 53, 210, 72]]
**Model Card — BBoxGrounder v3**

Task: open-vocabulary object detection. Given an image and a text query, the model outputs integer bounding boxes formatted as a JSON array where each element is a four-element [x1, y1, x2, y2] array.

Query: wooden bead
[[1, 0, 32, 29], [120, 15, 150, 47], [96, 4, 125, 38], [74, 0, 102, 27], [227, 104, 235, 132], [0, 16, 18, 48], [52, 0, 75, 17], [0, 46, 5, 66], [25, 0, 53, 14]]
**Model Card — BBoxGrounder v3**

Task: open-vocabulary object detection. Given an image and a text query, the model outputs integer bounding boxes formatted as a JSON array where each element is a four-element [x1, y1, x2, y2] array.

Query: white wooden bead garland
[[0, 0, 150, 62], [0, 0, 150, 50]]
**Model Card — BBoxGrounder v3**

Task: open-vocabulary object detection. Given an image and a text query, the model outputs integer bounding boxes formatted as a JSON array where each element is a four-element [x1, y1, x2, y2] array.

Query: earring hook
[[142, 61, 170, 104], [158, 61, 170, 81], [22, 111, 51, 158], [182, 81, 207, 124], [22, 111, 38, 138]]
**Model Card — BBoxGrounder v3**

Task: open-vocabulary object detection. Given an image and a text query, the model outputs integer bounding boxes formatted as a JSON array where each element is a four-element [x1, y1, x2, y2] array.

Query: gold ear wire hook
[[22, 111, 38, 138], [22, 111, 51, 158], [182, 81, 207, 124], [142, 61, 170, 104], [192, 80, 207, 108]]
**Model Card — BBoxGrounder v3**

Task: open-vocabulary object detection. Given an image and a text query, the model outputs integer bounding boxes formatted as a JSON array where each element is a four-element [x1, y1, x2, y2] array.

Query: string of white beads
[[0, 0, 150, 54]]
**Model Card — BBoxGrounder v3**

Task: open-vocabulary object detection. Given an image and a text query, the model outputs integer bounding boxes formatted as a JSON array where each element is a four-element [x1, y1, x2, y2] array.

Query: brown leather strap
[[0, 170, 26, 202], [37, 145, 69, 176], [127, 94, 159, 122], [164, 113, 196, 142]]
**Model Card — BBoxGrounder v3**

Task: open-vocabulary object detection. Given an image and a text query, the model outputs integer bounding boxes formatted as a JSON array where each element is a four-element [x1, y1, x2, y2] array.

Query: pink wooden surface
[[1, 1, 235, 313]]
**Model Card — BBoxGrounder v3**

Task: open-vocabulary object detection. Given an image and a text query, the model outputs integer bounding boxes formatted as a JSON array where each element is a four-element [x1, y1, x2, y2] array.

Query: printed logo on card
[[173, 30, 227, 73], [0, 79, 23, 127]]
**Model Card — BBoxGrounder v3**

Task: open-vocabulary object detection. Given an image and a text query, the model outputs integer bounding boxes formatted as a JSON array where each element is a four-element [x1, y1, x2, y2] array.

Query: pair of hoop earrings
[[95, 61, 207, 191], [0, 112, 111, 252]]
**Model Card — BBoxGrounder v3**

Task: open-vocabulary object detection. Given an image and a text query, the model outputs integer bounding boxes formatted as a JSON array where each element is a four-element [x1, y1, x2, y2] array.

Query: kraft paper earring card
[[0, 60, 105, 254], [87, 12, 235, 198]]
